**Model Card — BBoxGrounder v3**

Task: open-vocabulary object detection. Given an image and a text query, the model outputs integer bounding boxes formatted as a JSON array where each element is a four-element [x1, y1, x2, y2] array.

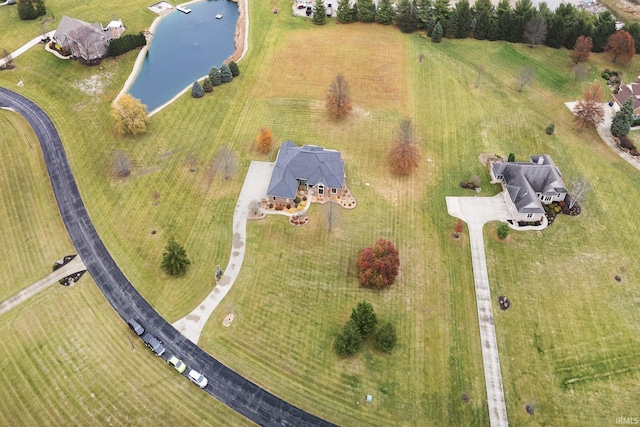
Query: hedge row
[[108, 33, 147, 57]]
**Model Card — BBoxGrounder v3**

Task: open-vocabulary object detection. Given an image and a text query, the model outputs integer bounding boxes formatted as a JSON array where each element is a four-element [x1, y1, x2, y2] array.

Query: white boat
[[215, 14, 223, 19], [176, 5, 191, 13]]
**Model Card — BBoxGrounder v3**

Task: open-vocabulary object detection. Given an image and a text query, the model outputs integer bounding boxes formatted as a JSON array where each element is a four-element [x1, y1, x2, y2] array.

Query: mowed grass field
[[1, 0, 640, 425]]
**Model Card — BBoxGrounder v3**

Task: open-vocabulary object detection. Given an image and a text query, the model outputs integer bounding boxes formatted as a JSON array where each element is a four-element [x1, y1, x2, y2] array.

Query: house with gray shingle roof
[[612, 77, 640, 119], [267, 141, 345, 204], [53, 16, 122, 63], [490, 155, 567, 222]]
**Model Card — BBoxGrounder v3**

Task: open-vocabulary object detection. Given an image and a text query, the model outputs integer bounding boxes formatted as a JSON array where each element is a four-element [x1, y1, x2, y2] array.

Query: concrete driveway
[[446, 193, 512, 427], [173, 161, 274, 343]]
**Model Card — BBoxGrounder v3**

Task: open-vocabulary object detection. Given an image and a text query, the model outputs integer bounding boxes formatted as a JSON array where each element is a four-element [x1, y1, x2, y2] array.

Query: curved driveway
[[0, 87, 335, 427]]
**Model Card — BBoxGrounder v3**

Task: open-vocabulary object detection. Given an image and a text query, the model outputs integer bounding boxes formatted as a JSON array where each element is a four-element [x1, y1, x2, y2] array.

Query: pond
[[128, 1, 238, 113]]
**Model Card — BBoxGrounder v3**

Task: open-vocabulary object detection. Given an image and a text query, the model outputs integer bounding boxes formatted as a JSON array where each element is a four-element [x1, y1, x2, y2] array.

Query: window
[[331, 188, 338, 195], [318, 186, 324, 195], [526, 214, 533, 219], [496, 174, 504, 180], [544, 196, 552, 202]]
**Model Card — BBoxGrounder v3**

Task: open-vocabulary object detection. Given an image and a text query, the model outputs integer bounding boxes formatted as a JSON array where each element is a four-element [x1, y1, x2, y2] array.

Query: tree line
[[313, 0, 640, 55]]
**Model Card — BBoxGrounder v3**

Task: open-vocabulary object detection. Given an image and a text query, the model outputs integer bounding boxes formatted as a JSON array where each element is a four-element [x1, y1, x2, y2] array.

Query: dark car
[[142, 332, 166, 357], [127, 319, 145, 336]]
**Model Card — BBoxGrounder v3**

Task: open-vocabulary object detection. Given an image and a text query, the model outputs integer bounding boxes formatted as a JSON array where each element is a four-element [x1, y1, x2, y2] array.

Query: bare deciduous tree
[[572, 63, 589, 84], [523, 14, 547, 47], [213, 146, 238, 180], [325, 73, 353, 119], [249, 200, 262, 217], [516, 66, 536, 92], [185, 153, 198, 172], [111, 149, 132, 177], [388, 118, 421, 175], [569, 177, 591, 209], [323, 202, 340, 233], [1, 48, 13, 69], [475, 65, 484, 88]]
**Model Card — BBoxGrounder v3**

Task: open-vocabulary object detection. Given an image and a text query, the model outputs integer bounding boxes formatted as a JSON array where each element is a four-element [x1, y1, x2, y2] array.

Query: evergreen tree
[[495, 0, 512, 41], [203, 77, 213, 93], [432, 21, 443, 42], [18, 0, 39, 20], [445, 11, 458, 39], [592, 11, 616, 52], [432, 0, 450, 31], [626, 22, 640, 54], [454, 0, 472, 39], [191, 81, 204, 98], [611, 110, 631, 137], [357, 0, 375, 22], [395, 0, 418, 33], [337, 0, 356, 23], [209, 66, 222, 86], [220, 64, 233, 83], [376, 0, 395, 25], [375, 322, 397, 353], [161, 238, 191, 276], [35, 0, 46, 16], [545, 8, 566, 48], [621, 95, 635, 124], [417, 0, 433, 30], [351, 302, 377, 338], [228, 60, 240, 77], [473, 0, 492, 40], [313, 0, 327, 24], [334, 319, 363, 356], [511, 0, 535, 43]]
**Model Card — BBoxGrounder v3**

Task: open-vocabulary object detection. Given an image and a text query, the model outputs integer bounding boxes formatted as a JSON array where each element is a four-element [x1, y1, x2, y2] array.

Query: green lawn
[[1, 0, 640, 425]]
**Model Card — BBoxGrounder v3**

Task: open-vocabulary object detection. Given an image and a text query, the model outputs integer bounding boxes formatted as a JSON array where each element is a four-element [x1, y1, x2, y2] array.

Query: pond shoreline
[[115, 0, 248, 116]]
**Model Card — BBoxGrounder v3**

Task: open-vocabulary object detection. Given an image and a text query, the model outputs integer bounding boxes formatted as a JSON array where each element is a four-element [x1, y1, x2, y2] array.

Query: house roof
[[54, 16, 103, 38], [492, 155, 567, 214], [613, 81, 640, 114], [267, 141, 345, 199]]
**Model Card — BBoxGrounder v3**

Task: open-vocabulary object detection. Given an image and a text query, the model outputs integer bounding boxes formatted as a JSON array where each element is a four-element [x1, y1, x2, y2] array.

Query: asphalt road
[[0, 87, 337, 427]]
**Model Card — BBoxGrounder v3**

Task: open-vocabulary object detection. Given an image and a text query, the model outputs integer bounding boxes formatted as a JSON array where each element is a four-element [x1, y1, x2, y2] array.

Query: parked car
[[188, 369, 208, 388], [168, 356, 187, 373], [127, 319, 145, 336], [142, 332, 166, 357]]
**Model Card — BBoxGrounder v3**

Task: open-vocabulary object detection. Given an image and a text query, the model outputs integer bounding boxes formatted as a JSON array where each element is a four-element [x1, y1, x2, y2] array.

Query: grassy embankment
[[1, 0, 640, 425]]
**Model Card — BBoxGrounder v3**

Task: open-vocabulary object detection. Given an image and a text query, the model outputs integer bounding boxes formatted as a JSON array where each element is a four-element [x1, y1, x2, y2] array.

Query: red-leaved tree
[[570, 36, 593, 64], [607, 30, 635, 64], [357, 239, 400, 288]]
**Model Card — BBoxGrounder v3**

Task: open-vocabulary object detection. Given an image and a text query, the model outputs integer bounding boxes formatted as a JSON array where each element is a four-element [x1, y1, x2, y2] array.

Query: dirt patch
[[186, 314, 200, 321], [73, 73, 112, 96], [223, 313, 235, 327], [232, 232, 243, 248]]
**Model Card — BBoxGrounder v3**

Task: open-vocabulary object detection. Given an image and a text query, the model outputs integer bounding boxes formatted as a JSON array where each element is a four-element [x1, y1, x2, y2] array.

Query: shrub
[[631, 149, 639, 156], [619, 135, 636, 150], [545, 123, 555, 135], [507, 153, 515, 162], [375, 322, 397, 353], [601, 71, 611, 80], [497, 223, 509, 240], [220, 64, 233, 83], [191, 81, 204, 98], [107, 33, 147, 57], [468, 175, 481, 187], [18, 0, 42, 20], [294, 196, 301, 205], [228, 60, 240, 77], [209, 66, 222, 86]]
